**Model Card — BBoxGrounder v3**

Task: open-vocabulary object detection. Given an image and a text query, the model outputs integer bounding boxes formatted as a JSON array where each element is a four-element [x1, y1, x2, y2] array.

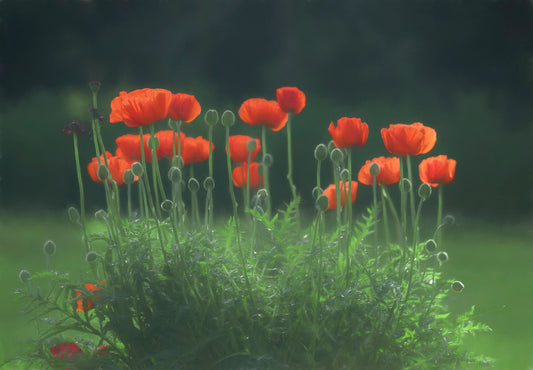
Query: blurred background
[[0, 0, 532, 368]]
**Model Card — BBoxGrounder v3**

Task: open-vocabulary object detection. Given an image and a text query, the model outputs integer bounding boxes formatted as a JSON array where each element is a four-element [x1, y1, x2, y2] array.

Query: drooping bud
[[161, 199, 175, 212], [330, 148, 344, 164], [451, 280, 465, 292], [203, 177, 215, 191], [42, 240, 56, 256], [418, 183, 432, 200], [168, 120, 179, 131], [340, 169, 350, 182], [327, 140, 336, 154], [95, 209, 107, 220], [247, 139, 257, 153], [131, 162, 144, 177], [262, 153, 274, 168], [204, 109, 219, 126], [424, 239, 437, 253], [147, 136, 159, 150], [123, 169, 135, 185], [257, 163, 266, 176], [436, 251, 449, 264], [18, 269, 31, 283], [97, 165, 109, 181], [168, 167, 182, 184], [85, 251, 98, 263], [314, 144, 328, 161], [316, 194, 329, 212], [369, 162, 380, 177], [400, 178, 412, 193], [68, 206, 80, 224], [257, 188, 268, 200], [312, 186, 323, 200], [221, 110, 235, 127], [188, 178, 200, 193], [443, 214, 456, 226]]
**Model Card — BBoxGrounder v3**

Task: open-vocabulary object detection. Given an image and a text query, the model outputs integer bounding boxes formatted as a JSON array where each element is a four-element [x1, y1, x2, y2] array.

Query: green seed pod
[[97, 164, 109, 181], [257, 188, 268, 200], [369, 162, 380, 177], [188, 178, 200, 193], [168, 167, 182, 184], [123, 169, 135, 185], [425, 239, 438, 253], [221, 110, 235, 127], [340, 169, 350, 182], [315, 194, 329, 212], [42, 240, 56, 256], [314, 144, 328, 161], [451, 280, 465, 292], [400, 178, 412, 193], [247, 139, 257, 152], [131, 162, 144, 176], [68, 206, 80, 224], [95, 209, 107, 220], [85, 251, 98, 263], [203, 177, 215, 191], [436, 251, 449, 264], [161, 199, 175, 212], [418, 183, 432, 200], [204, 109, 219, 126], [147, 136, 159, 150], [330, 148, 344, 164], [262, 153, 274, 168], [18, 269, 31, 283]]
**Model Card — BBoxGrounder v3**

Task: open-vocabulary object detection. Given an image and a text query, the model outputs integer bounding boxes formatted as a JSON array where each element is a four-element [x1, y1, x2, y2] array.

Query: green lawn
[[1, 212, 531, 369]]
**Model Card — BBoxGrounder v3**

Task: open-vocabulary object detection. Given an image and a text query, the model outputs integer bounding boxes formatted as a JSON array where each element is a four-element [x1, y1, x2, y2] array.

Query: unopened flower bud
[[95, 209, 107, 220], [400, 178, 412, 193], [369, 162, 380, 177], [68, 206, 80, 224], [247, 139, 257, 152], [425, 239, 437, 253], [147, 136, 159, 150], [188, 178, 200, 193], [204, 109, 219, 126], [330, 148, 343, 164], [168, 120, 179, 131], [62, 121, 87, 136], [257, 164, 266, 176], [418, 183, 432, 200], [43, 240, 56, 256], [203, 177, 215, 191], [168, 167, 182, 183], [97, 165, 109, 181], [221, 110, 235, 127], [262, 153, 273, 167], [131, 162, 144, 176], [327, 140, 336, 154], [172, 155, 184, 169], [88, 80, 101, 94], [443, 215, 456, 226], [451, 280, 464, 292], [312, 186, 323, 200], [436, 251, 449, 264], [314, 144, 328, 161], [85, 251, 98, 263], [340, 169, 350, 182], [161, 199, 175, 212], [316, 194, 329, 212], [123, 169, 135, 185], [18, 269, 31, 283], [257, 188, 268, 200]]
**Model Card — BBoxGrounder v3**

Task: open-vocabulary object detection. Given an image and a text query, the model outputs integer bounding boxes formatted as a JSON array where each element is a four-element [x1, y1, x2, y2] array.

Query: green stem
[[286, 114, 297, 201], [436, 185, 443, 246], [226, 126, 239, 222], [406, 154, 416, 240], [72, 133, 90, 253], [380, 187, 390, 245], [261, 126, 272, 217]]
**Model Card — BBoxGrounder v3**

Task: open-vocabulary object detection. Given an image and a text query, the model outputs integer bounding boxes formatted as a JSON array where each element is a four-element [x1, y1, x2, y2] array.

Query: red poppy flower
[[154, 130, 186, 159], [109, 88, 173, 127], [232, 162, 263, 188], [50, 342, 83, 360], [181, 136, 214, 165], [87, 152, 135, 185], [227, 135, 261, 163], [419, 155, 456, 187], [115, 134, 153, 162], [75, 283, 101, 312], [358, 156, 401, 186], [168, 93, 201, 123], [381, 122, 436, 156], [328, 117, 369, 148], [276, 87, 306, 114], [322, 181, 358, 210], [238, 98, 288, 132], [95, 344, 109, 356]]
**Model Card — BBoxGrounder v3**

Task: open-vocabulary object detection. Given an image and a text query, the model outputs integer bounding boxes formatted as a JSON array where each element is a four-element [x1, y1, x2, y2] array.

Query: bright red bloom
[[50, 342, 83, 360], [381, 122, 436, 156], [109, 88, 173, 127], [75, 283, 101, 312], [358, 156, 401, 186], [238, 98, 288, 132], [276, 87, 306, 114], [181, 136, 214, 165], [115, 134, 153, 162], [328, 117, 369, 148], [168, 93, 201, 123], [154, 130, 186, 159], [322, 181, 358, 210], [419, 155, 456, 187], [87, 152, 135, 185], [232, 162, 263, 188], [227, 135, 261, 163]]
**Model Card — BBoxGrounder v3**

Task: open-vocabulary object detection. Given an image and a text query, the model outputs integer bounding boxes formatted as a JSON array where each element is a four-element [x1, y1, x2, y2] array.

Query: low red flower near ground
[[276, 87, 306, 114], [232, 162, 263, 188], [322, 181, 358, 210], [238, 98, 288, 132], [50, 342, 83, 360], [168, 93, 201, 122], [358, 156, 401, 186], [87, 152, 135, 185], [419, 155, 456, 187], [109, 88, 173, 127], [381, 122, 436, 156], [328, 117, 369, 148], [75, 283, 101, 312], [181, 136, 214, 165], [227, 135, 261, 163]]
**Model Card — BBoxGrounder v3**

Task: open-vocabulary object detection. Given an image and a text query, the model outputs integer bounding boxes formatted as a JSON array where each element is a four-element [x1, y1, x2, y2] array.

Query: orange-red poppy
[[181, 136, 214, 165], [358, 156, 401, 186], [50, 342, 83, 360], [276, 87, 306, 114], [232, 162, 263, 188], [75, 283, 101, 312], [328, 117, 369, 148], [109, 88, 173, 127], [238, 98, 288, 132], [381, 122, 436, 156], [168, 93, 201, 123], [227, 135, 261, 163], [87, 152, 135, 185], [322, 181, 358, 210], [419, 155, 456, 187]]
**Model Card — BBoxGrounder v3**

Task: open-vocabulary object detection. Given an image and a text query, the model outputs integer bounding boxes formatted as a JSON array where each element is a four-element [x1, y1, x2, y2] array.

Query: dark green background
[[1, 0, 532, 220]]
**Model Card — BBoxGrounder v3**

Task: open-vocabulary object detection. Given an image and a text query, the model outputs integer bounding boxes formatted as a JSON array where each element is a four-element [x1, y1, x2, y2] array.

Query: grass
[[0, 211, 531, 368]]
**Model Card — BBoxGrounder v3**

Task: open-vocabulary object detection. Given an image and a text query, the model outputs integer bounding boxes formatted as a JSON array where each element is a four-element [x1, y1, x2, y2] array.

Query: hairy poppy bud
[[147, 136, 159, 150], [257, 188, 268, 200], [203, 177, 215, 191], [314, 144, 328, 161], [95, 209, 107, 220], [188, 178, 200, 193], [247, 139, 257, 153], [262, 154, 273, 168], [204, 109, 219, 126], [400, 178, 412, 193], [369, 162, 380, 177], [443, 214, 455, 226], [85, 251, 98, 263], [316, 194, 329, 212], [161, 199, 175, 212], [257, 163, 266, 176], [68, 206, 80, 224], [312, 186, 323, 200], [88, 80, 101, 94], [437, 251, 449, 264], [123, 169, 135, 185], [221, 110, 235, 127], [330, 148, 344, 164], [418, 183, 432, 200], [425, 239, 437, 253], [18, 269, 31, 283], [451, 280, 464, 292], [131, 162, 144, 177], [340, 169, 350, 182], [168, 167, 182, 183], [254, 205, 265, 215], [43, 240, 56, 256], [97, 164, 109, 181], [327, 140, 336, 154]]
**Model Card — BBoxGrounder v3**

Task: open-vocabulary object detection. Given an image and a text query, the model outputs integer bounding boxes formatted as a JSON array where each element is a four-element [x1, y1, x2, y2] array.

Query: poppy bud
[[172, 155, 184, 169], [88, 80, 101, 94], [203, 177, 215, 191], [418, 183, 432, 200], [168, 167, 182, 184], [204, 109, 219, 126], [443, 215, 456, 226], [312, 186, 323, 200], [369, 163, 380, 177], [131, 162, 144, 176], [97, 164, 109, 181], [85, 251, 98, 263], [314, 144, 328, 161], [262, 154, 274, 168], [436, 251, 449, 264], [425, 239, 437, 253], [257, 164, 265, 176], [340, 169, 350, 182], [18, 269, 31, 283], [188, 178, 200, 193], [247, 139, 257, 153], [147, 136, 159, 150], [43, 240, 56, 256], [257, 188, 268, 200], [68, 206, 80, 224], [316, 194, 329, 212], [330, 148, 344, 164], [161, 199, 175, 212], [221, 110, 235, 127], [254, 205, 265, 215], [451, 280, 464, 292], [400, 178, 412, 193], [95, 209, 107, 220], [123, 169, 135, 185], [327, 140, 336, 154], [168, 120, 179, 131]]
